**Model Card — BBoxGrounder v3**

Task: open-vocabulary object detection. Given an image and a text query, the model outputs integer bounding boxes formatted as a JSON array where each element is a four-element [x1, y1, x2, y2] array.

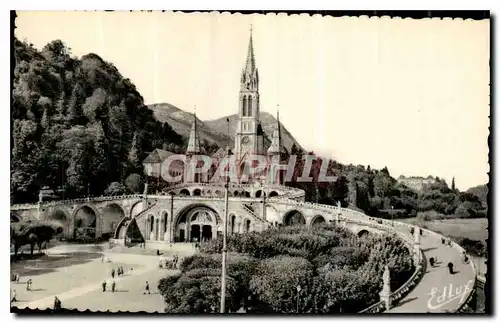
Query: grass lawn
[[398, 217, 488, 278], [398, 217, 488, 242]]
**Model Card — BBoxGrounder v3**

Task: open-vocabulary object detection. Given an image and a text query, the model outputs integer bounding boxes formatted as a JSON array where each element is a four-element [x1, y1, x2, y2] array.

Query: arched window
[[242, 97, 247, 116], [248, 97, 253, 116]]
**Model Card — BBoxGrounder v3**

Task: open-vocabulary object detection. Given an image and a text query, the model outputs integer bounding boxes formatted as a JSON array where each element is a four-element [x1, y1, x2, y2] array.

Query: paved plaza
[[10, 245, 177, 312]]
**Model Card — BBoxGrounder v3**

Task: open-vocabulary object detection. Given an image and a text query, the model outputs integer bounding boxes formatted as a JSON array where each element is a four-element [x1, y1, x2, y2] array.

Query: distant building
[[143, 148, 184, 181], [397, 175, 437, 192]]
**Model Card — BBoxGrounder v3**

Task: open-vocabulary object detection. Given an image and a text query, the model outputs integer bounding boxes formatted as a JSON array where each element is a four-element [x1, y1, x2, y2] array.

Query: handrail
[[113, 201, 157, 240]]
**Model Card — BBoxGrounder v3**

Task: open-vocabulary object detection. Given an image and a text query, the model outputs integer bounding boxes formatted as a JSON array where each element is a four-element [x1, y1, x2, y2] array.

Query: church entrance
[[190, 224, 201, 242], [175, 205, 219, 243], [202, 225, 212, 242]]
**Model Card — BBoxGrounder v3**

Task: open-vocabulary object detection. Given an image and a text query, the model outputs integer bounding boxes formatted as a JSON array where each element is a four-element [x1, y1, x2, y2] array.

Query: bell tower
[[234, 26, 264, 163]]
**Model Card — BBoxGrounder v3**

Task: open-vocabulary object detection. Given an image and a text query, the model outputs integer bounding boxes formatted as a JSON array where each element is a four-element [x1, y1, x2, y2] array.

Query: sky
[[15, 11, 490, 190]]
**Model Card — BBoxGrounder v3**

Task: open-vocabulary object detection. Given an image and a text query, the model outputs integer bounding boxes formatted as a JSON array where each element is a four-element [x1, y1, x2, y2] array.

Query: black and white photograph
[[9, 10, 490, 314]]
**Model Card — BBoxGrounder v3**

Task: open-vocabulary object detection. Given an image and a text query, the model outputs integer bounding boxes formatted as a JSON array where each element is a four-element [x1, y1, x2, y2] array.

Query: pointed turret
[[186, 112, 201, 155], [267, 107, 283, 155]]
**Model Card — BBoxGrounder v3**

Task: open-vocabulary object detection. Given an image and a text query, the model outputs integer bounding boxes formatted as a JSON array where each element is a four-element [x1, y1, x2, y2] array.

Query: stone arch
[[255, 190, 263, 198], [243, 191, 251, 198], [311, 215, 326, 226], [73, 205, 98, 238], [180, 189, 190, 196], [45, 208, 71, 238], [230, 213, 236, 234], [268, 191, 279, 198], [168, 191, 176, 196], [206, 190, 212, 196], [357, 229, 369, 237], [174, 203, 221, 242], [215, 190, 222, 196], [245, 219, 251, 232], [102, 203, 126, 237], [10, 213, 21, 223], [283, 209, 306, 226], [162, 211, 169, 235], [193, 188, 202, 196], [233, 191, 239, 197], [146, 214, 155, 240]]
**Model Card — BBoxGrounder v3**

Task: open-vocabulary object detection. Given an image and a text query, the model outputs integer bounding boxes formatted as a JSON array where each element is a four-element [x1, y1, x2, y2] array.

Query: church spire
[[186, 109, 201, 155], [245, 25, 256, 73]]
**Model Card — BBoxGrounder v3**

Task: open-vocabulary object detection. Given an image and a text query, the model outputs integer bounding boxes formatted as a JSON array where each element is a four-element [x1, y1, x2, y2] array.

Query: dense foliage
[[11, 39, 184, 203], [283, 144, 487, 220], [10, 219, 62, 256], [158, 225, 414, 313]]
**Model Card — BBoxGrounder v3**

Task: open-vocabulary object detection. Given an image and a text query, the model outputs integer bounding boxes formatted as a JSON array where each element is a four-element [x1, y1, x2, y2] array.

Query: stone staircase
[[241, 203, 272, 229], [113, 200, 157, 240]]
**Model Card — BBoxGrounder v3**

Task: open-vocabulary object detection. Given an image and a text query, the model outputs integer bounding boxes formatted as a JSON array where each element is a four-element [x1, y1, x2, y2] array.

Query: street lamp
[[391, 205, 394, 227], [296, 284, 302, 313]]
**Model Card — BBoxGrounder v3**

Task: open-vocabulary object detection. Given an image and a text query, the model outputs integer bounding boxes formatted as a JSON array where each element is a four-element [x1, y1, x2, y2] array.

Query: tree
[[11, 220, 63, 256], [249, 256, 314, 313], [104, 182, 127, 196], [125, 173, 143, 193]]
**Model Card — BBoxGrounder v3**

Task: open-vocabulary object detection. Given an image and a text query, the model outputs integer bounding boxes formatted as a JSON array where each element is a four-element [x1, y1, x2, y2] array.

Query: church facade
[[144, 29, 286, 187]]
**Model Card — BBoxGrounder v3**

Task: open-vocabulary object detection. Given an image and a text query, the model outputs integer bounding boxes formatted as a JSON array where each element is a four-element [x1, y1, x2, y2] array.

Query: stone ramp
[[388, 231, 476, 313]]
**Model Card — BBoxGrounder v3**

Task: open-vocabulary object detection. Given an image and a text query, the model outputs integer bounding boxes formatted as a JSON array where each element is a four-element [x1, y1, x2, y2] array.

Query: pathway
[[388, 229, 475, 313]]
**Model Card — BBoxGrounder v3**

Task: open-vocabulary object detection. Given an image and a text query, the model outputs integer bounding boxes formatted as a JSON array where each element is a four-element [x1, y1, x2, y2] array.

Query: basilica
[[143, 29, 286, 187]]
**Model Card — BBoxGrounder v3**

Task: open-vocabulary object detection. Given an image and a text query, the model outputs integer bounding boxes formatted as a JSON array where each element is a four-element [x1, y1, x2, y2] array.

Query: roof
[[142, 149, 176, 164]]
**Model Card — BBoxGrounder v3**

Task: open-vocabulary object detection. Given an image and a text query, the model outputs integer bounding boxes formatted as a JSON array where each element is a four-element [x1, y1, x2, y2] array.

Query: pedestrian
[[419, 228, 423, 235], [429, 257, 435, 267], [448, 262, 454, 274], [101, 255, 104, 263], [54, 296, 62, 310], [111, 280, 116, 293], [11, 290, 17, 304], [15, 273, 20, 284], [143, 281, 150, 295], [111, 268, 115, 279], [26, 278, 32, 291], [120, 266, 124, 276], [102, 281, 107, 292], [441, 238, 445, 244]]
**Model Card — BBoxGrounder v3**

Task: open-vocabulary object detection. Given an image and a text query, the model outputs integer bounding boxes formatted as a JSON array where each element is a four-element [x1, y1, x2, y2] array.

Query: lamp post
[[391, 205, 394, 227], [296, 284, 302, 313], [220, 118, 232, 314]]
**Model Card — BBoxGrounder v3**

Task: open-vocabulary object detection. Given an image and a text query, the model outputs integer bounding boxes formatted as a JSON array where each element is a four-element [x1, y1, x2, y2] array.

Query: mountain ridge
[[148, 102, 304, 153]]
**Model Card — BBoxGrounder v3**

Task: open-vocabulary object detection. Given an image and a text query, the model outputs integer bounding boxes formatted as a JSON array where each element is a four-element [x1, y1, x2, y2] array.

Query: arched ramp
[[311, 215, 326, 226], [10, 213, 21, 223], [268, 191, 279, 198], [283, 209, 306, 226], [74, 205, 97, 238], [102, 203, 126, 237], [357, 229, 369, 237], [45, 209, 71, 238]]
